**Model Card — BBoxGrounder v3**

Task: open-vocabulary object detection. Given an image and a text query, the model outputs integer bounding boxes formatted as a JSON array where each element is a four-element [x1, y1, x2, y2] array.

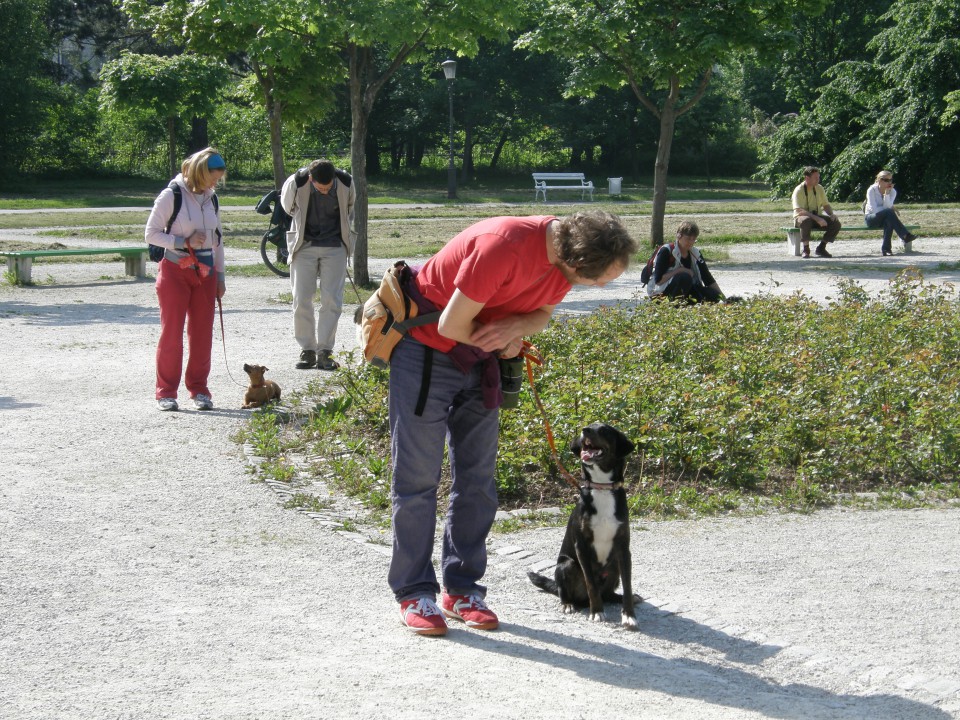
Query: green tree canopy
[[0, 0, 49, 181], [521, 0, 825, 246], [99, 52, 228, 177], [758, 0, 960, 201], [122, 0, 343, 187]]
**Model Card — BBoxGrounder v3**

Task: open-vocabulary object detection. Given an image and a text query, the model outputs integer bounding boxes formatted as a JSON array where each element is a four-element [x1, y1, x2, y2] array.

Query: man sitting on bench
[[791, 166, 841, 258]]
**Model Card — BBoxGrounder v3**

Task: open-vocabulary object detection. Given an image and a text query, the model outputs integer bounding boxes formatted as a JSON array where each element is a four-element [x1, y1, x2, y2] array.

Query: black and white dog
[[528, 422, 640, 629]]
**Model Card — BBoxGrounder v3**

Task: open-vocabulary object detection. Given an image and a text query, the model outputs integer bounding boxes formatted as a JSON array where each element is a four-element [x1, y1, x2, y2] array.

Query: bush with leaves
[[302, 270, 960, 514]]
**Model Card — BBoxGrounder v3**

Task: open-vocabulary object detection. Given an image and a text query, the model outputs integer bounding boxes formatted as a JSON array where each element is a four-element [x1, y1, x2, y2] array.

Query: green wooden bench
[[0, 247, 149, 283], [779, 224, 920, 257]]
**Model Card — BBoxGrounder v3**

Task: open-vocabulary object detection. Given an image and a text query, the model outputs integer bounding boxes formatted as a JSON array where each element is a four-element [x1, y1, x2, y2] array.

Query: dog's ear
[[263, 366, 269, 372], [242, 363, 251, 373], [570, 433, 583, 457], [616, 431, 636, 457]]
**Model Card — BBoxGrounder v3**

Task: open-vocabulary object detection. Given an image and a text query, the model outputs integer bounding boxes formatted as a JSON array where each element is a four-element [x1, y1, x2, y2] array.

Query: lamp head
[[441, 59, 457, 81]]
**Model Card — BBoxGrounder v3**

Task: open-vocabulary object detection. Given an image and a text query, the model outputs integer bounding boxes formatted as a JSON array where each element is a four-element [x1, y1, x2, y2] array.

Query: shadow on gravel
[[0, 395, 41, 410], [0, 301, 157, 326], [633, 602, 782, 665], [448, 622, 950, 719]]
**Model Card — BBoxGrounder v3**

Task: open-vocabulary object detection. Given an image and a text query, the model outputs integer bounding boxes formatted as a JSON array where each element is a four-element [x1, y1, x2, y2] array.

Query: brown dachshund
[[242, 363, 281, 409]]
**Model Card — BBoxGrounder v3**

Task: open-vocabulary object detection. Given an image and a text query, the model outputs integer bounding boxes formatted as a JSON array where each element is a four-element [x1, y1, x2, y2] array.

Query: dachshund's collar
[[583, 480, 622, 491]]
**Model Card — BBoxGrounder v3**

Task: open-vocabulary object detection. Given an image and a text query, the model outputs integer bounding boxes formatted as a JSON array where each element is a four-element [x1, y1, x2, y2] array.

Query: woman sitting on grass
[[646, 220, 727, 304]]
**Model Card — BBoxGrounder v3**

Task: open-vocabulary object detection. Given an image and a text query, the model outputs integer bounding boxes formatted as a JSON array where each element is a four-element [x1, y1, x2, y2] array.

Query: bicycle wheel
[[260, 230, 290, 278]]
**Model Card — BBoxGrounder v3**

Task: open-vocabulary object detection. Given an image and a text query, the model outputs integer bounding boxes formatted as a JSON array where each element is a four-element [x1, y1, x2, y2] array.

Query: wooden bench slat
[[1, 246, 149, 283]]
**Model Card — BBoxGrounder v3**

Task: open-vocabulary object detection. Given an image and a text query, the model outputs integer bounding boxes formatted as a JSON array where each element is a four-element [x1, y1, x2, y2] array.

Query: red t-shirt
[[410, 216, 572, 352]]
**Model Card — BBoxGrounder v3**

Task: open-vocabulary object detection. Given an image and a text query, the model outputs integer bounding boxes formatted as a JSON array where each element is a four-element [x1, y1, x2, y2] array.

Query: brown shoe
[[296, 350, 317, 369], [317, 350, 340, 371], [801, 245, 811, 259], [815, 243, 832, 258]]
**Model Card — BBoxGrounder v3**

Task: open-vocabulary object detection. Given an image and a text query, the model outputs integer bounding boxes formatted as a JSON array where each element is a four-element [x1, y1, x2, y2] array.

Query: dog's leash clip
[[519, 340, 543, 366]]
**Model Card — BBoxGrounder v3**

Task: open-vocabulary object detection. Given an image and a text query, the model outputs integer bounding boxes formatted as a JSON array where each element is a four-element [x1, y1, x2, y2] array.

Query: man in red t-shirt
[[390, 212, 638, 636]]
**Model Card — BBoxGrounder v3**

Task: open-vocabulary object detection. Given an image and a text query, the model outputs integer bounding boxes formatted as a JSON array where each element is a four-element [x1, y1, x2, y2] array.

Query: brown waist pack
[[354, 261, 441, 368]]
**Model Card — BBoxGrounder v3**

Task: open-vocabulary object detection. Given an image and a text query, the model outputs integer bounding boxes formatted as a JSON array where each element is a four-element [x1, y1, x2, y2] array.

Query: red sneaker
[[441, 592, 499, 630], [399, 598, 448, 636]]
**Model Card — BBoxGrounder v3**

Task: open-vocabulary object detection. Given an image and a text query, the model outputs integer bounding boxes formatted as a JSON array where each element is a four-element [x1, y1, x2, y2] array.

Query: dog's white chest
[[589, 491, 620, 565]]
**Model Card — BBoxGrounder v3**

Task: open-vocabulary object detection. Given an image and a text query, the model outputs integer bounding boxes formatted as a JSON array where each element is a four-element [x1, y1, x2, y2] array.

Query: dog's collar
[[248, 382, 267, 388], [583, 480, 622, 491]]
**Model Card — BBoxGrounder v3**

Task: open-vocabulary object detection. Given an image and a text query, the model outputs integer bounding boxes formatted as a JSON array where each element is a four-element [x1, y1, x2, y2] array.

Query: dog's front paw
[[621, 612, 638, 631], [561, 603, 577, 615], [588, 611, 607, 623]]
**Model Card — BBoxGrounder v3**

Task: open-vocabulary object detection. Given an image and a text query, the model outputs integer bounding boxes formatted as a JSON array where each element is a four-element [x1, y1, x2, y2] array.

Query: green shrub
[[298, 269, 960, 513]]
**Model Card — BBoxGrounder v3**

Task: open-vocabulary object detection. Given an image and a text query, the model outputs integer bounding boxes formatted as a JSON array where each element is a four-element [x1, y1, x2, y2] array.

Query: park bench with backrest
[[779, 224, 921, 256], [532, 172, 595, 202], [0, 247, 149, 283]]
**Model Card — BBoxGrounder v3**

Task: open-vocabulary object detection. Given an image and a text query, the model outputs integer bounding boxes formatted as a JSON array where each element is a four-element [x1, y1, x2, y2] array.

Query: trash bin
[[607, 177, 623, 196]]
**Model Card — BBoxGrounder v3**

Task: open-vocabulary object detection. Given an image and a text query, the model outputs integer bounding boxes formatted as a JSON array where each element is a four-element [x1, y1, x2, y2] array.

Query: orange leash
[[519, 342, 581, 493]]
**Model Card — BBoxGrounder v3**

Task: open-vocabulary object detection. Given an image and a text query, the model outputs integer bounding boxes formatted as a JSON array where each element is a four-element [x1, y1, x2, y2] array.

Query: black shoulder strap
[[212, 194, 219, 213], [658, 242, 675, 265], [165, 181, 182, 234]]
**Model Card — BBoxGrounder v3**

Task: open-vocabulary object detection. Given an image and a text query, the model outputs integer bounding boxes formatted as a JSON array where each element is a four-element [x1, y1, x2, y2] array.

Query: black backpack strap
[[415, 345, 434, 417], [393, 311, 442, 334], [164, 181, 182, 234], [212, 193, 222, 245]]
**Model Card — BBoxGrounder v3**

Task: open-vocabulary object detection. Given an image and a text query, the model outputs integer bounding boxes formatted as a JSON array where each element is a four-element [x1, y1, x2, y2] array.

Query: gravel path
[[1, 235, 959, 720]]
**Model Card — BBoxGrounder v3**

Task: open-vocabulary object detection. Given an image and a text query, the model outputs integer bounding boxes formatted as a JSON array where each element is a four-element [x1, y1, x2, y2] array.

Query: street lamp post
[[441, 59, 457, 200]]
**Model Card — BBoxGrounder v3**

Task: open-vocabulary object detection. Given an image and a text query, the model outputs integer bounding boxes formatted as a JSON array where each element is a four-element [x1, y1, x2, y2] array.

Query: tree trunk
[[251, 62, 286, 190], [268, 99, 285, 190], [391, 138, 402, 171], [167, 116, 177, 179], [189, 117, 208, 153], [346, 38, 427, 284], [461, 120, 474, 182], [366, 133, 381, 176], [702, 135, 712, 187], [490, 127, 509, 170], [650, 99, 678, 248], [628, 68, 713, 249], [349, 47, 371, 286]]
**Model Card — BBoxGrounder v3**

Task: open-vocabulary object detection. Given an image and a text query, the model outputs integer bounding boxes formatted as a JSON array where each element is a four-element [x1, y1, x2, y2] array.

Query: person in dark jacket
[[646, 221, 726, 303]]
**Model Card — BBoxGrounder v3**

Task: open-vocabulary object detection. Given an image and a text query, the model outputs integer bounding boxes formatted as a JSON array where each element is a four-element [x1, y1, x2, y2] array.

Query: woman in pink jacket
[[145, 147, 226, 411]]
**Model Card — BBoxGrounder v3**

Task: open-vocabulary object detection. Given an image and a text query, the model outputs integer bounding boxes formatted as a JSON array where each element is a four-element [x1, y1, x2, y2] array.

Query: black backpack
[[148, 181, 220, 262], [639, 242, 675, 286]]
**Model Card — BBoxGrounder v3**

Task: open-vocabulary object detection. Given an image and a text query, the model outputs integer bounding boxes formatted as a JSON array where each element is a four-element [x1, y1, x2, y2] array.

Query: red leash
[[519, 341, 581, 493]]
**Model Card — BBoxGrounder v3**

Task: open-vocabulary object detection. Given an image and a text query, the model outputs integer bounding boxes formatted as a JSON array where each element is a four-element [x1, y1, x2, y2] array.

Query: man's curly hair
[[554, 211, 638, 279]]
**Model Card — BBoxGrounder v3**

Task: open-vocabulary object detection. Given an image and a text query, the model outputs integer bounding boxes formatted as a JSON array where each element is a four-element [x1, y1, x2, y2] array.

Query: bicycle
[[254, 189, 292, 277]]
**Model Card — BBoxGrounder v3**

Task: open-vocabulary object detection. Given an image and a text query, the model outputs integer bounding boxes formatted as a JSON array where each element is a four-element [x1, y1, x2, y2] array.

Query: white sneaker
[[192, 394, 213, 411], [157, 397, 179, 412]]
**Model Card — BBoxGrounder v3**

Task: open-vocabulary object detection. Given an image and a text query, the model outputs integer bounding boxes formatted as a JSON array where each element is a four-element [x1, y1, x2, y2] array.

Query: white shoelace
[[454, 594, 488, 611], [408, 598, 441, 617]]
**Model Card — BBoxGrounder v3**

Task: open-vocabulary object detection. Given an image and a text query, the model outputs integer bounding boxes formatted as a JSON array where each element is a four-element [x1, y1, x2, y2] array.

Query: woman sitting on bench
[[864, 170, 918, 256]]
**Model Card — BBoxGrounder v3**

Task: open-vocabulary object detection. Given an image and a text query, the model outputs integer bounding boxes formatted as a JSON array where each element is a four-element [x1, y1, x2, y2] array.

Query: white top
[[864, 182, 896, 216]]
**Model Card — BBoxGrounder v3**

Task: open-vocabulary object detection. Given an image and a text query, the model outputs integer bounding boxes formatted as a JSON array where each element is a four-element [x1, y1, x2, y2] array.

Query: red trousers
[[155, 258, 217, 400]]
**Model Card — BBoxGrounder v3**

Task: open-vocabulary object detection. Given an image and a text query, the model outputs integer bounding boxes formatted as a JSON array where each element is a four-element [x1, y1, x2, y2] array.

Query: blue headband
[[207, 153, 225, 170]]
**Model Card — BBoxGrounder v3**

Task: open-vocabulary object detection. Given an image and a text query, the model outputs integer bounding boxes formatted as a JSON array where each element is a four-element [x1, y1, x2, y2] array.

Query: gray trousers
[[387, 336, 500, 602], [289, 244, 347, 353]]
